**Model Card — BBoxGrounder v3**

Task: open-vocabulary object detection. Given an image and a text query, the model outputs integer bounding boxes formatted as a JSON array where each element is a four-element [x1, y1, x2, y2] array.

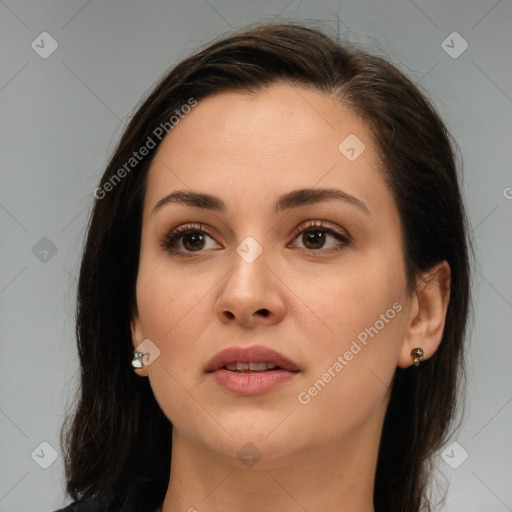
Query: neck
[[157, 392, 390, 512]]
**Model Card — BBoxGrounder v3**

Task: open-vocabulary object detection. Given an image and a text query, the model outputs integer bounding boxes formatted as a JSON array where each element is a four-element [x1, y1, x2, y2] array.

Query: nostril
[[257, 309, 270, 317]]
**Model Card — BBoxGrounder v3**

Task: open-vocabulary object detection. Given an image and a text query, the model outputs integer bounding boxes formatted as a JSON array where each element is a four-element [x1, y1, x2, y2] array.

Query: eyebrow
[[151, 188, 371, 217]]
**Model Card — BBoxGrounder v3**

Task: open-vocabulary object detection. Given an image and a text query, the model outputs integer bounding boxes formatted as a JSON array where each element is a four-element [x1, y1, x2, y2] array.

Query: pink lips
[[205, 345, 300, 373], [205, 345, 300, 396]]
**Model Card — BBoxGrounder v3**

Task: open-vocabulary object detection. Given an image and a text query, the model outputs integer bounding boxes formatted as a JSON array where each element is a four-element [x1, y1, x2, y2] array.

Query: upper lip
[[205, 345, 300, 372]]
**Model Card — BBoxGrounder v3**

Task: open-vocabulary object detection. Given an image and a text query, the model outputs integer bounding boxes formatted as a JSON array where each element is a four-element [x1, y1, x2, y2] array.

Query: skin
[[130, 82, 451, 512]]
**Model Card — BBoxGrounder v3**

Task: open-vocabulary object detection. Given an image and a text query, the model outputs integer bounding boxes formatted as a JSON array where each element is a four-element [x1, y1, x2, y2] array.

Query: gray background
[[1, 1, 511, 511]]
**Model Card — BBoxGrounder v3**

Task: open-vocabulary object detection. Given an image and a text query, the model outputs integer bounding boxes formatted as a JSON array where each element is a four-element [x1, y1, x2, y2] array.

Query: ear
[[130, 309, 148, 377], [397, 260, 451, 368]]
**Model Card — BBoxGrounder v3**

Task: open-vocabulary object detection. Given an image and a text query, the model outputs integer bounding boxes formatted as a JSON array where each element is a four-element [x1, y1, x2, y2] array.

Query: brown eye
[[181, 232, 206, 251], [290, 220, 351, 254], [161, 220, 350, 257], [160, 223, 220, 255], [302, 230, 327, 250]]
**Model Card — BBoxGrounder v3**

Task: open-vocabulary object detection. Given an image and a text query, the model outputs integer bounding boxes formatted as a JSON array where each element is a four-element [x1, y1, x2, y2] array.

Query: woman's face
[[131, 83, 416, 466]]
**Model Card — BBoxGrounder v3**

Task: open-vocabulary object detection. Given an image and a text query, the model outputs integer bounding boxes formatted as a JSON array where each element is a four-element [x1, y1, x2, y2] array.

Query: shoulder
[[51, 488, 124, 512], [51, 495, 114, 512], [52, 478, 167, 512]]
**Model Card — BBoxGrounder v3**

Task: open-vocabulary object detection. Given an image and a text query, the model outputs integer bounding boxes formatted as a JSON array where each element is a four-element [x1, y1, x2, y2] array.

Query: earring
[[411, 347, 424, 366], [132, 350, 144, 368]]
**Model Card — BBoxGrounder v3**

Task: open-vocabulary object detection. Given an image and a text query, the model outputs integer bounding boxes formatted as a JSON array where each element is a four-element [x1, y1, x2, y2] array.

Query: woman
[[56, 22, 472, 512]]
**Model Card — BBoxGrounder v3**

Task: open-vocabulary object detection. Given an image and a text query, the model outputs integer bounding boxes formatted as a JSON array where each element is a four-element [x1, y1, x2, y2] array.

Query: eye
[[160, 220, 351, 257], [288, 220, 351, 254], [160, 223, 221, 255]]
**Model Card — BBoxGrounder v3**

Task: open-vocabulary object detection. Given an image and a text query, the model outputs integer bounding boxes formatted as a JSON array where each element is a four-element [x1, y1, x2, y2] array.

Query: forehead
[[144, 83, 391, 219], [152, 82, 375, 159]]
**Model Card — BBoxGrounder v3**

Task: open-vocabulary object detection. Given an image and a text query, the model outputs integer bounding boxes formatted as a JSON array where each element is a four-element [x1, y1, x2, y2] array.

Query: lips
[[205, 345, 300, 373]]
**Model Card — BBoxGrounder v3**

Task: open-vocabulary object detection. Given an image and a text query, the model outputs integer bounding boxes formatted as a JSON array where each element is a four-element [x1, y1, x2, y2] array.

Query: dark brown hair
[[60, 21, 473, 511]]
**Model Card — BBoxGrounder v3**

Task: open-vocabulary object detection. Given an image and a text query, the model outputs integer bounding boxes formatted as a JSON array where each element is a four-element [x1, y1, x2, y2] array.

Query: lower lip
[[209, 368, 299, 396]]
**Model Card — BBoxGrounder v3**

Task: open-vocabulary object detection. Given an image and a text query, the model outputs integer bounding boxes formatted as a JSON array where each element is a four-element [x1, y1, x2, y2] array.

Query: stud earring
[[411, 347, 424, 366], [131, 350, 144, 368]]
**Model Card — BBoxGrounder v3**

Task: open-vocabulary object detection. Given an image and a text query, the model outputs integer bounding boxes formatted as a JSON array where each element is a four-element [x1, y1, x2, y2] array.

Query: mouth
[[222, 361, 293, 372], [205, 345, 300, 396], [205, 345, 301, 373]]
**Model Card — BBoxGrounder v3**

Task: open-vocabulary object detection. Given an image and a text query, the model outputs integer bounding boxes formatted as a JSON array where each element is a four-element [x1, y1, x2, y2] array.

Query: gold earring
[[411, 347, 424, 366]]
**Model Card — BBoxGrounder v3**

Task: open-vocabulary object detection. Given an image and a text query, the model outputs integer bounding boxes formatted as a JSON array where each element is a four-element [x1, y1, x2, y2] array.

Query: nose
[[214, 246, 286, 328]]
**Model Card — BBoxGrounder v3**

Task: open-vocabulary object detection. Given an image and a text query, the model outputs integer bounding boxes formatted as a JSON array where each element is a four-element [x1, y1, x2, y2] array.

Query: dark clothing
[[53, 478, 167, 512]]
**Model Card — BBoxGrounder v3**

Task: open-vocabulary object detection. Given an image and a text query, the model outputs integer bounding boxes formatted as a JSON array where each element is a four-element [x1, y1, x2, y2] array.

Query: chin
[[203, 433, 305, 470], [186, 411, 309, 465]]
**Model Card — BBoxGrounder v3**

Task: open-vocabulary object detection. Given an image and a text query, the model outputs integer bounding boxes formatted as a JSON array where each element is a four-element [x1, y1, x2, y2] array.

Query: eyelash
[[159, 220, 351, 257]]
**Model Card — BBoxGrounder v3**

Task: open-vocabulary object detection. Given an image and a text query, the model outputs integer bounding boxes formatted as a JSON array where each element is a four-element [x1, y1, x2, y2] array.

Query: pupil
[[184, 232, 204, 251], [304, 230, 325, 249]]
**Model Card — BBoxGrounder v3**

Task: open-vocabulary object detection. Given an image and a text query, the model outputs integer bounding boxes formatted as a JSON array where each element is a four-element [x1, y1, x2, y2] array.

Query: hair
[[60, 21, 473, 512]]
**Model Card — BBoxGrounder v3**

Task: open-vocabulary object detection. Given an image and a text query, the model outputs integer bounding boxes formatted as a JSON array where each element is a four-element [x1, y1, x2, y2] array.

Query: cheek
[[293, 282, 404, 445], [135, 255, 211, 340], [135, 261, 218, 419], [311, 244, 406, 351], [297, 247, 406, 417]]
